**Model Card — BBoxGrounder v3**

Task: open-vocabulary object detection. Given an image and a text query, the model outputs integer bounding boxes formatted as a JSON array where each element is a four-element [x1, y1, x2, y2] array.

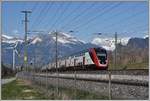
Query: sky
[[2, 1, 149, 42]]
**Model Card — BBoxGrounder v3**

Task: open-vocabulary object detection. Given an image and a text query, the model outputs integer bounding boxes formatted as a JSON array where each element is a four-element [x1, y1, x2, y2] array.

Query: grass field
[[2, 79, 108, 100], [2, 79, 48, 100]]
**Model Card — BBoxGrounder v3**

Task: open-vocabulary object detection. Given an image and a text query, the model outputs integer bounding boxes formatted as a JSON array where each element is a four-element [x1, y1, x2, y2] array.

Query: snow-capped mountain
[[2, 34, 14, 40], [2, 32, 149, 69], [91, 37, 130, 50], [2, 32, 97, 67], [2, 34, 24, 44], [30, 37, 42, 44], [50, 32, 85, 44], [143, 34, 149, 39]]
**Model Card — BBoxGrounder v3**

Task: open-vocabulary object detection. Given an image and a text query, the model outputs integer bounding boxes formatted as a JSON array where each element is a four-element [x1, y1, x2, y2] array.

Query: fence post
[[108, 71, 112, 100]]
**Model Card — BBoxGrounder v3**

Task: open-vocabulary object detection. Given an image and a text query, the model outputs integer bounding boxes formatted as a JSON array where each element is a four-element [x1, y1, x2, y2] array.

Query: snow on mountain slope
[[2, 32, 85, 45], [2, 32, 97, 66], [2, 34, 14, 39], [51, 32, 85, 44], [143, 34, 149, 38], [92, 37, 130, 50], [2, 34, 24, 43], [31, 37, 42, 44]]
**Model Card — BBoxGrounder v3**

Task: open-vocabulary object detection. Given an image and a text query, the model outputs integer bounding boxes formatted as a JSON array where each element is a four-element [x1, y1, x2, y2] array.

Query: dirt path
[[1, 78, 16, 85]]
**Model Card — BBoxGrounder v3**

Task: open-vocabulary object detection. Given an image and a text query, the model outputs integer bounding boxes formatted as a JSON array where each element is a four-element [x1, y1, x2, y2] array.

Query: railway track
[[19, 69, 149, 87], [43, 69, 149, 75], [35, 73, 148, 87], [17, 71, 149, 99]]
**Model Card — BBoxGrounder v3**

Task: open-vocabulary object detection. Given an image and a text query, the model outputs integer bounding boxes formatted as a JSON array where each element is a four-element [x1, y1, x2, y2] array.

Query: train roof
[[52, 46, 106, 61]]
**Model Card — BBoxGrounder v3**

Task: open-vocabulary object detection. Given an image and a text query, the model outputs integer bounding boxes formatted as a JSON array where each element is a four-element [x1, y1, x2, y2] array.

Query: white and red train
[[42, 47, 108, 71]]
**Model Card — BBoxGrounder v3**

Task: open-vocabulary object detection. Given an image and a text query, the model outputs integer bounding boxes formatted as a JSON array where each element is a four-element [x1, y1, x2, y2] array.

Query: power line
[[44, 3, 62, 33], [49, 2, 64, 31], [60, 2, 99, 31], [38, 2, 54, 28], [71, 2, 121, 31], [75, 3, 132, 32], [35, 2, 54, 29], [97, 9, 147, 32], [60, 1, 96, 30], [61, 2, 91, 29], [48, 1, 84, 32], [30, 3, 49, 30], [83, 8, 147, 34], [54, 1, 71, 29], [29, 2, 39, 18]]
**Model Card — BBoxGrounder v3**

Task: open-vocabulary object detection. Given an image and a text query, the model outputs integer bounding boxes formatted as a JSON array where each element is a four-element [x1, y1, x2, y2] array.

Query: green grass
[[2, 79, 48, 100]]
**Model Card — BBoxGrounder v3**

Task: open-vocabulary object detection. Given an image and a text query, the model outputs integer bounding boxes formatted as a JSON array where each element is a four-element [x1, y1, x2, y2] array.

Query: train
[[42, 47, 108, 72]]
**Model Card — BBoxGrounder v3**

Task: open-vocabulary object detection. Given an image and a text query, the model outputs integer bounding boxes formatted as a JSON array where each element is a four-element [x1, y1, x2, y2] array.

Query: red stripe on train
[[90, 48, 100, 69]]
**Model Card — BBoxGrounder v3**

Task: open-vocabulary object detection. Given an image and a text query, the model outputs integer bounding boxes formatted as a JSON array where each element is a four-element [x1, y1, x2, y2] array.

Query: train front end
[[90, 47, 108, 70]]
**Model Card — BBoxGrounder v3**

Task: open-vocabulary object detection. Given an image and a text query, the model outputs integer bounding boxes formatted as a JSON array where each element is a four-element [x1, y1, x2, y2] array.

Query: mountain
[[126, 37, 148, 49], [110, 36, 149, 69], [91, 37, 130, 50], [2, 34, 24, 44], [1, 32, 97, 67], [2, 33, 148, 69]]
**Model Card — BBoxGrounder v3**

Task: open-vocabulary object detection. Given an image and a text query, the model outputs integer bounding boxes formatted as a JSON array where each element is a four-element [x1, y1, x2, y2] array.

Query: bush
[[2, 63, 15, 78]]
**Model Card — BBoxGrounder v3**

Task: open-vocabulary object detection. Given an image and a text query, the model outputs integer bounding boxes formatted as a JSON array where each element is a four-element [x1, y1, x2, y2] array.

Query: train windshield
[[95, 48, 107, 64]]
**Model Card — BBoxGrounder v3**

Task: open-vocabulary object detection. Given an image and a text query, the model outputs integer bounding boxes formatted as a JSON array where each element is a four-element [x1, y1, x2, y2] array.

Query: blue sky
[[2, 1, 148, 42]]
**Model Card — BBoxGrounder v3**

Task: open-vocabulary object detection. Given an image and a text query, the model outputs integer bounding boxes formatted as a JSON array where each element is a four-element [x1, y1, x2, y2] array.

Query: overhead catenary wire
[[70, 2, 121, 32], [57, 1, 84, 28], [60, 1, 108, 31], [83, 8, 147, 35], [30, 3, 49, 30], [47, 1, 84, 33], [49, 3, 64, 31], [95, 9, 147, 33], [29, 2, 39, 17], [43, 3, 62, 33], [60, 1, 96, 30], [54, 1, 72, 29], [38, 2, 54, 26], [33, 2, 54, 30], [20, 2, 147, 45], [73, 3, 138, 32]]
